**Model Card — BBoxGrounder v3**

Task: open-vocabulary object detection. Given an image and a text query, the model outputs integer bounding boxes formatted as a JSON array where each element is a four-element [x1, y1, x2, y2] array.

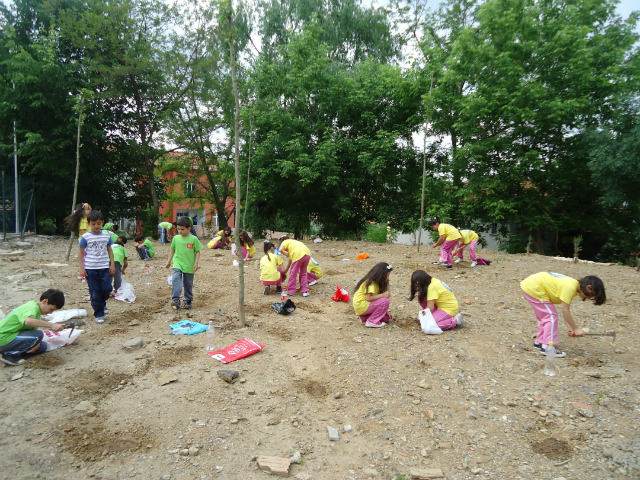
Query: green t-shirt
[[0, 300, 41, 347], [171, 234, 203, 274], [103, 230, 118, 242], [112, 243, 127, 266], [159, 222, 173, 230], [143, 239, 155, 258]]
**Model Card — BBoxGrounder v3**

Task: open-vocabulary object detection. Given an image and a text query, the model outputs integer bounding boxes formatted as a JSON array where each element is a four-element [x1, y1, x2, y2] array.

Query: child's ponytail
[[264, 240, 274, 261], [409, 270, 432, 304], [579, 276, 606, 306], [428, 217, 441, 227], [64, 204, 84, 233]]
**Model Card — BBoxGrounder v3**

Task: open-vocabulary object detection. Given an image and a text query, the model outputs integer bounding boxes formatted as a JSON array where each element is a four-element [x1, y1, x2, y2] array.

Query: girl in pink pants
[[410, 270, 462, 330], [260, 241, 289, 295], [521, 272, 607, 357], [453, 229, 479, 267], [279, 238, 312, 297], [353, 263, 394, 328], [429, 218, 462, 268]]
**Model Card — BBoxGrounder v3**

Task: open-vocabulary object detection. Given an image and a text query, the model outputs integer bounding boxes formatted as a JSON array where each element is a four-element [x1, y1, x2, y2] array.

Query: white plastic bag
[[43, 328, 84, 351], [232, 259, 240, 266], [231, 243, 238, 256], [114, 281, 136, 303], [314, 238, 323, 243], [419, 309, 443, 335], [43, 309, 88, 323]]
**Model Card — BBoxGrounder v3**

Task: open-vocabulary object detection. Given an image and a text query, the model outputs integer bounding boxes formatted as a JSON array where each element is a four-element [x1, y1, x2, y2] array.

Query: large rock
[[74, 401, 97, 416], [410, 467, 444, 479], [257, 456, 291, 477], [123, 337, 143, 350], [327, 425, 339, 441], [217, 370, 239, 383]]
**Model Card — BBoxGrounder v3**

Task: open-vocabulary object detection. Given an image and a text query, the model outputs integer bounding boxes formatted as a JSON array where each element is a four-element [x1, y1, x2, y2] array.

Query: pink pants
[[307, 271, 318, 282], [419, 300, 457, 330], [523, 291, 558, 345], [262, 267, 285, 287], [457, 240, 478, 261], [360, 298, 391, 325], [287, 255, 310, 294], [211, 239, 229, 249], [440, 239, 459, 266], [235, 246, 253, 259]]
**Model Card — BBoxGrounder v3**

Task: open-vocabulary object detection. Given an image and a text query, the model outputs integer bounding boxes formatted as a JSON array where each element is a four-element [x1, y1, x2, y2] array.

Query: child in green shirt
[[102, 222, 119, 242], [134, 235, 155, 260], [0, 289, 66, 366], [112, 236, 129, 291], [165, 217, 202, 310]]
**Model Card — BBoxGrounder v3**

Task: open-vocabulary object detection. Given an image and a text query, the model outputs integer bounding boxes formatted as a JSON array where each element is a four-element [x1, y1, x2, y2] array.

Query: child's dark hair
[[40, 289, 65, 309], [579, 276, 606, 306], [264, 240, 275, 261], [355, 262, 393, 294], [223, 226, 232, 235], [428, 217, 441, 227], [63, 204, 85, 232], [409, 270, 432, 304], [87, 210, 103, 223], [93, 205, 102, 211], [177, 216, 192, 228], [117, 236, 127, 244], [239, 231, 254, 247], [134, 234, 144, 242]]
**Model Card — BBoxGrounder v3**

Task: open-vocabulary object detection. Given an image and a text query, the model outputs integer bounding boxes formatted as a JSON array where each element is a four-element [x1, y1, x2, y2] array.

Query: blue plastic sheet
[[170, 320, 208, 335]]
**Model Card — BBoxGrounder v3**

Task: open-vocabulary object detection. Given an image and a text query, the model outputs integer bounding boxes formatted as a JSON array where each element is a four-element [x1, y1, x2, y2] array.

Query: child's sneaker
[[454, 258, 462, 264], [308, 280, 318, 286], [470, 261, 477, 267], [302, 292, 310, 297], [95, 316, 105, 324], [1, 353, 25, 366], [104, 307, 109, 314], [171, 302, 180, 310], [540, 346, 566, 357], [534, 342, 542, 350], [275, 286, 283, 294], [445, 265, 453, 269], [455, 313, 464, 327], [183, 303, 192, 310], [365, 321, 385, 328], [263, 286, 271, 296]]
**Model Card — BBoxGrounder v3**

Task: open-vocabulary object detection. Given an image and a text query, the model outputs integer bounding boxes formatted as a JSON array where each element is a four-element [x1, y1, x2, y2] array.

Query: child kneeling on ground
[[165, 216, 203, 310], [260, 240, 290, 295], [353, 262, 394, 328], [134, 235, 155, 260], [0, 289, 66, 366], [410, 270, 463, 331]]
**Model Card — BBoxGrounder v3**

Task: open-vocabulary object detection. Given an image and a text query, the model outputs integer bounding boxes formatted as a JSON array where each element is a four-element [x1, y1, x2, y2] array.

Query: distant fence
[[0, 172, 36, 240]]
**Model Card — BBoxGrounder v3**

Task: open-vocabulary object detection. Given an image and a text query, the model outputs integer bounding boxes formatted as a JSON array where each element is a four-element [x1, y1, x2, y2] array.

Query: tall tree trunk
[[65, 92, 85, 262], [228, 13, 245, 328], [243, 114, 253, 230]]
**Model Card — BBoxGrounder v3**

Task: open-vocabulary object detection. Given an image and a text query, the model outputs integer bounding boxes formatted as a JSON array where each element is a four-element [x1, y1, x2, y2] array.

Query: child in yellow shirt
[[260, 241, 289, 295], [453, 229, 480, 267], [410, 270, 463, 330], [279, 238, 312, 297], [353, 262, 394, 328], [307, 258, 322, 286], [521, 272, 606, 357], [429, 218, 461, 268], [208, 227, 232, 249]]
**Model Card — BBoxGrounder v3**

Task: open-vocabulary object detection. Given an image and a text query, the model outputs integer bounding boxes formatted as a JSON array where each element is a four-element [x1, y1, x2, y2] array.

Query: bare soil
[[0, 237, 638, 480]]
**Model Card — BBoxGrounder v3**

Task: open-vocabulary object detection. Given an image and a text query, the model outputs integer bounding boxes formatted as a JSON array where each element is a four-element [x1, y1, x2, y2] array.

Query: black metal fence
[[0, 172, 36, 240]]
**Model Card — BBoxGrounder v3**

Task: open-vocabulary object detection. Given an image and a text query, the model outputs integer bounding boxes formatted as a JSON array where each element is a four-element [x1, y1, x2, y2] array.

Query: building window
[[490, 223, 498, 235], [213, 213, 219, 228], [185, 181, 196, 198]]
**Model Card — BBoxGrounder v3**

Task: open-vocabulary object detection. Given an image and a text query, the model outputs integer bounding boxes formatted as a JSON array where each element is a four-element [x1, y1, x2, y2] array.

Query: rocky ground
[[0, 236, 638, 480]]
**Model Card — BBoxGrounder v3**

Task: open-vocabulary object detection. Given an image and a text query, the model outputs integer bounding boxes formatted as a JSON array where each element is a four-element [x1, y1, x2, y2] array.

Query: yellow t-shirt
[[79, 217, 88, 232], [438, 224, 461, 241], [248, 245, 256, 258], [459, 230, 479, 244], [353, 281, 379, 316], [280, 239, 311, 262], [260, 253, 284, 281], [307, 258, 322, 278], [521, 272, 579, 304], [426, 278, 459, 316]]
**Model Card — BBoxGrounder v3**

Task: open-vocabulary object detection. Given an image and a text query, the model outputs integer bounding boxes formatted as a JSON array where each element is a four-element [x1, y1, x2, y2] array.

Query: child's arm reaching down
[[165, 250, 174, 269], [432, 235, 445, 248], [561, 302, 584, 337]]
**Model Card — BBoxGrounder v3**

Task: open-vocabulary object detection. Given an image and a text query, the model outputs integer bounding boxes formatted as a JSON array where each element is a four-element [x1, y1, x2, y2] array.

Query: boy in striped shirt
[[79, 210, 115, 323]]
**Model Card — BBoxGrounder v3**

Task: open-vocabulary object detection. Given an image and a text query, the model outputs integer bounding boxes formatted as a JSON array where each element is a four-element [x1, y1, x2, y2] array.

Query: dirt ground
[[0, 236, 638, 480]]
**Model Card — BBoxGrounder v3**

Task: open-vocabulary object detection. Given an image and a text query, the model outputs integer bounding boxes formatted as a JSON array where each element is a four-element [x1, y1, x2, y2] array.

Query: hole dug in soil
[[531, 437, 573, 461]]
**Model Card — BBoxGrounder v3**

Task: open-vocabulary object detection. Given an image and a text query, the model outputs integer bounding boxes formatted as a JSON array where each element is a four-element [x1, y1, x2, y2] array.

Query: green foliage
[[139, 207, 160, 240], [363, 223, 389, 243]]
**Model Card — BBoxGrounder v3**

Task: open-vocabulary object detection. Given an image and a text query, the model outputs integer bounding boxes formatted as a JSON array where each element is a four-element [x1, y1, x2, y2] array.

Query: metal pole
[[21, 190, 33, 236], [13, 120, 19, 234]]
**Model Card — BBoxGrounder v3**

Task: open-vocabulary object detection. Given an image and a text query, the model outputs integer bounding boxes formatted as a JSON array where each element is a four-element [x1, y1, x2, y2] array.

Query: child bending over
[[260, 240, 289, 295], [208, 227, 232, 250], [134, 234, 155, 260], [521, 272, 605, 357], [429, 217, 461, 269], [111, 236, 128, 291], [235, 231, 256, 260]]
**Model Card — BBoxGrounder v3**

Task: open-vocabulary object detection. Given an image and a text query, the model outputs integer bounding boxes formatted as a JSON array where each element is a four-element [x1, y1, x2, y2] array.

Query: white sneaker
[[454, 258, 462, 264], [104, 307, 109, 314], [470, 261, 477, 267], [365, 321, 386, 328], [302, 292, 310, 297], [308, 280, 318, 286], [95, 317, 105, 324], [455, 313, 464, 327]]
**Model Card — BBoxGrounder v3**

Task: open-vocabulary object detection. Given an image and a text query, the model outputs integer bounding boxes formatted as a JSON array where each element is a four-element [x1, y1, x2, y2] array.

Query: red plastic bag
[[331, 285, 350, 303], [207, 338, 265, 364]]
